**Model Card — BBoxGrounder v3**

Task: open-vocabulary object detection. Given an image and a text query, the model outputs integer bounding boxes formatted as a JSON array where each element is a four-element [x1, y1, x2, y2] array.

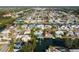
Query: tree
[[64, 38, 73, 48], [19, 43, 33, 52], [71, 38, 79, 48], [19, 28, 37, 52]]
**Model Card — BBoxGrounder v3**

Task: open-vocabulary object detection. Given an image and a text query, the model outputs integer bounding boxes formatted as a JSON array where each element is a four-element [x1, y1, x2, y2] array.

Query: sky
[[0, 0, 79, 6]]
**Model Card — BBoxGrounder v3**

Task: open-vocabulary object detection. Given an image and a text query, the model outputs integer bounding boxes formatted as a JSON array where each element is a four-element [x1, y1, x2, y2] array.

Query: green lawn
[[0, 17, 16, 28]]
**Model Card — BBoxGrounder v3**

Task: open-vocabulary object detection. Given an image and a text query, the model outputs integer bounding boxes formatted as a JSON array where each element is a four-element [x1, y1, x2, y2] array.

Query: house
[[24, 29, 31, 34], [3, 13, 12, 17], [30, 20, 36, 24], [22, 35, 31, 42], [55, 30, 64, 38], [49, 19, 54, 24], [36, 24, 44, 30], [1, 37, 11, 41], [0, 41, 10, 44], [28, 24, 36, 29], [59, 20, 67, 24], [44, 29, 53, 38], [44, 25, 52, 29], [44, 33, 53, 38], [66, 30, 75, 37], [75, 27, 79, 38], [28, 16, 32, 20], [46, 46, 69, 52], [21, 25, 28, 29], [46, 46, 61, 52], [34, 30, 43, 38], [11, 13, 19, 18], [71, 25, 77, 31], [70, 49, 79, 52], [14, 49, 20, 52], [16, 35, 22, 39], [60, 25, 69, 31], [24, 20, 30, 24], [15, 18, 25, 25], [36, 19, 43, 23], [1, 29, 10, 37], [9, 26, 14, 29]]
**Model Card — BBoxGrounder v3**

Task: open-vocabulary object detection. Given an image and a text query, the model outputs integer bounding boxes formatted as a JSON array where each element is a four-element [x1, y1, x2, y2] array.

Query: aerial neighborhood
[[0, 7, 79, 52]]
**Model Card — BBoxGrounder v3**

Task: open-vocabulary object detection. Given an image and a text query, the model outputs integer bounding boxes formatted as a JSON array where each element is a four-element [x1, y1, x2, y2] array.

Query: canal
[[0, 27, 5, 32], [34, 38, 66, 52]]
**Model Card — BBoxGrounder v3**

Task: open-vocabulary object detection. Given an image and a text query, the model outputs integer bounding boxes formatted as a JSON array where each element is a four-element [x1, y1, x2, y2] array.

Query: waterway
[[0, 27, 5, 32], [34, 38, 67, 52]]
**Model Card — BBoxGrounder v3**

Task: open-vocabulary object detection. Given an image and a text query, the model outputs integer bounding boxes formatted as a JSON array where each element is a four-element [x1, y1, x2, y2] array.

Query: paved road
[[0, 44, 9, 52]]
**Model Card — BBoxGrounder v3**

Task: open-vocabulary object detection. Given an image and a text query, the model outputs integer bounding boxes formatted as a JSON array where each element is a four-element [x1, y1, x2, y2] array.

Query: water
[[34, 38, 66, 52], [0, 27, 4, 32]]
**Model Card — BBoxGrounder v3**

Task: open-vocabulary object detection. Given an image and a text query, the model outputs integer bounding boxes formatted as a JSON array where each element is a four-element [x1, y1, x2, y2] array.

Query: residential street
[[0, 44, 9, 52]]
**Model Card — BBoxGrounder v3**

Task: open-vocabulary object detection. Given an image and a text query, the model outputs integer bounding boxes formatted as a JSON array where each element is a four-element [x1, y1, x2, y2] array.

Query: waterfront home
[[46, 46, 61, 52], [22, 35, 31, 42], [75, 28, 79, 38], [44, 29, 53, 38], [34, 30, 43, 38], [46, 46, 69, 52], [44, 32, 53, 38], [55, 30, 64, 38], [66, 30, 75, 38], [34, 30, 43, 35]]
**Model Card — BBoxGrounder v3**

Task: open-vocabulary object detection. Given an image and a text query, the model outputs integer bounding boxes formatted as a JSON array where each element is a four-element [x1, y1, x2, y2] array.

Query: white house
[[44, 25, 52, 29], [61, 25, 69, 31], [24, 29, 31, 34], [36, 24, 44, 30], [1, 29, 10, 37], [67, 30, 74, 37], [22, 35, 31, 42], [55, 30, 64, 38], [34, 30, 44, 39], [16, 35, 22, 39]]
